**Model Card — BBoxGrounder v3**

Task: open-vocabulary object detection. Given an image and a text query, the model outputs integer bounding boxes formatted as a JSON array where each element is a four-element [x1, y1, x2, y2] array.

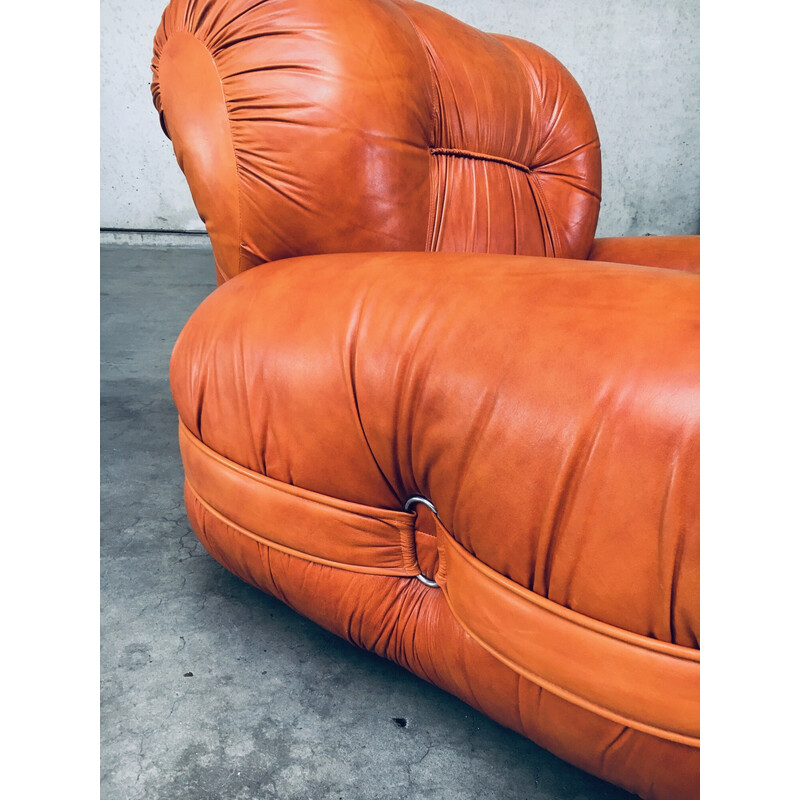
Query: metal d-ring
[[404, 495, 440, 588]]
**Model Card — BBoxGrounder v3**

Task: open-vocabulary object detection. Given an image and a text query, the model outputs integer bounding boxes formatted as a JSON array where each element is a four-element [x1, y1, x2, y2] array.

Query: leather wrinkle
[[656, 450, 681, 643], [393, 2, 449, 125], [540, 405, 609, 602], [538, 171, 602, 203], [235, 293, 263, 475], [600, 726, 629, 775], [531, 172, 559, 255], [494, 33, 544, 150], [394, 6, 442, 252], [258, 528, 288, 607], [669, 510, 685, 646], [449, 383, 501, 531], [344, 284, 404, 505], [526, 173, 553, 256], [544, 75, 567, 148], [389, 292, 443, 499], [203, 0, 273, 47], [221, 62, 318, 79], [507, 165, 519, 254], [533, 137, 601, 171]]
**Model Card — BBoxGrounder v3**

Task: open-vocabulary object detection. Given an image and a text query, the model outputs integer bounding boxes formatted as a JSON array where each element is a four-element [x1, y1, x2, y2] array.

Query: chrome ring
[[404, 495, 440, 589], [404, 495, 438, 515]]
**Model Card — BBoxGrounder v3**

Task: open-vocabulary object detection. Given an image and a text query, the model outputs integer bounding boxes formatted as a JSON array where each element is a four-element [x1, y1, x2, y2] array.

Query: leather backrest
[[152, 0, 601, 282]]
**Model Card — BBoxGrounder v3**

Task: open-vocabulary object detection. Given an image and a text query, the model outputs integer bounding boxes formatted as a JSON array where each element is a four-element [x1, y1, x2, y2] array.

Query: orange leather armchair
[[151, 2, 699, 798]]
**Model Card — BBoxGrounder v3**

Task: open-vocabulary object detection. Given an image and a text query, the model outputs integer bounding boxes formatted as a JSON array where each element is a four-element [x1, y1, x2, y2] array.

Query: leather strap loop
[[179, 419, 699, 745], [434, 517, 699, 747], [179, 419, 419, 576]]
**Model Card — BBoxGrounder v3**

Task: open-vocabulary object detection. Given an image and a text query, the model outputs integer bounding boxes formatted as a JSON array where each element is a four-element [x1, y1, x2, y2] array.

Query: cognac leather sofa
[[151, 2, 699, 798]]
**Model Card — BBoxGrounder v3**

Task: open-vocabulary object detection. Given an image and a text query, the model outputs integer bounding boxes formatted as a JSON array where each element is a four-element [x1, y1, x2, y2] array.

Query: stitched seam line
[[187, 31, 243, 280], [431, 147, 530, 173], [180, 418, 411, 527], [394, 2, 440, 251], [444, 527, 698, 660], [442, 589, 700, 747], [186, 477, 415, 577], [530, 171, 561, 256]]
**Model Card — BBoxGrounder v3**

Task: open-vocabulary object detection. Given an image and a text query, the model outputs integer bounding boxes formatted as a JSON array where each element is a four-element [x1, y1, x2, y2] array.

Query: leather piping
[[186, 479, 416, 576], [179, 419, 419, 576], [179, 419, 699, 745], [434, 517, 700, 747]]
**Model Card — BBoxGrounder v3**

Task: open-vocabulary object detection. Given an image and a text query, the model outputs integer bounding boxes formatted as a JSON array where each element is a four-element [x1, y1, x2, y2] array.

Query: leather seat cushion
[[169, 251, 699, 800]]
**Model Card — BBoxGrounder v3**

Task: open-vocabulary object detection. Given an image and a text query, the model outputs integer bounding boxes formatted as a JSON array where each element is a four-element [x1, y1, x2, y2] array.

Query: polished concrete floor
[[100, 243, 635, 800]]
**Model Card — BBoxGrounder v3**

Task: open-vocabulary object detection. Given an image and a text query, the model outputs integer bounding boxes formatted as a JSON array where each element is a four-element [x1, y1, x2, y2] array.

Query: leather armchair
[[151, 2, 699, 798]]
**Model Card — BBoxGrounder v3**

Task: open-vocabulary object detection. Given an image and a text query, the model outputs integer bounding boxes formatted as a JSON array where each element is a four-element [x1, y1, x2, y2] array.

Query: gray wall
[[101, 0, 699, 239]]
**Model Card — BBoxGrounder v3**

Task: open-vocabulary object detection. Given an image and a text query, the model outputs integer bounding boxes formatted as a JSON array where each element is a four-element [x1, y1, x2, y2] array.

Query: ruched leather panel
[[152, 0, 601, 279], [395, 0, 601, 258], [153, 0, 434, 277], [427, 154, 568, 256]]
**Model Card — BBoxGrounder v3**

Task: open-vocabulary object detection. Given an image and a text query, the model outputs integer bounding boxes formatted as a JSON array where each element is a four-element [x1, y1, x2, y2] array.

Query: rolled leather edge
[[588, 235, 700, 273]]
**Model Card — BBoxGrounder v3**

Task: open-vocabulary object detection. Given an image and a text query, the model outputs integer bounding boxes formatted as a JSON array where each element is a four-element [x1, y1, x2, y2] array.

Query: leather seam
[[184, 30, 243, 281], [185, 476, 414, 577], [529, 170, 561, 256], [442, 524, 699, 661], [438, 523, 699, 745], [179, 417, 412, 527], [441, 591, 700, 747], [430, 147, 530, 173], [393, 2, 439, 251]]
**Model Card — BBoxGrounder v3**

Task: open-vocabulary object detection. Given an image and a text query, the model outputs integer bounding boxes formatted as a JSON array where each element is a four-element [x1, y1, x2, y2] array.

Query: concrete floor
[[100, 243, 635, 800]]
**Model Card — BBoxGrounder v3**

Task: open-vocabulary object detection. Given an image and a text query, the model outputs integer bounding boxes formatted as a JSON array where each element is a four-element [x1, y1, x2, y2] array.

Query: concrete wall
[[101, 0, 699, 239]]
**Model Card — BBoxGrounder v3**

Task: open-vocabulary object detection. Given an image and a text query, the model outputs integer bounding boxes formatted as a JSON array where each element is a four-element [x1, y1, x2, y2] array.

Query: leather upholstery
[[152, 0, 601, 283], [151, 2, 700, 798], [589, 235, 700, 273]]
